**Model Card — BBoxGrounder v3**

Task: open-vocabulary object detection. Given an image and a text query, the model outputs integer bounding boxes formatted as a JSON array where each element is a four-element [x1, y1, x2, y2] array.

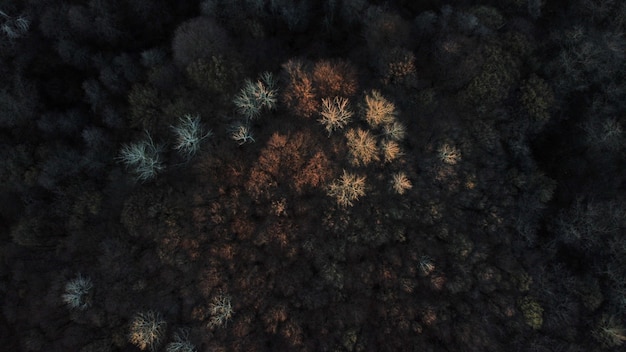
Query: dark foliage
[[2, 0, 626, 351]]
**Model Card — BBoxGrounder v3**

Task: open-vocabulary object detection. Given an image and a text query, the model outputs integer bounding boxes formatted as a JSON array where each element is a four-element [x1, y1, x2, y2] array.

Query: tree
[[438, 143, 462, 165], [584, 116, 623, 152], [185, 55, 242, 96], [207, 294, 233, 329], [363, 90, 396, 128], [270, 0, 312, 32], [345, 128, 379, 166], [0, 77, 38, 129], [383, 121, 406, 142], [519, 74, 555, 128], [281, 59, 317, 118], [117, 132, 164, 181], [518, 296, 543, 330], [128, 311, 167, 351], [381, 140, 402, 163], [553, 199, 623, 250], [593, 315, 626, 348], [528, 0, 543, 19], [62, 274, 93, 310], [170, 114, 212, 158], [376, 47, 418, 87], [318, 96, 353, 136], [165, 329, 196, 352], [549, 26, 625, 95], [390, 172, 412, 195], [327, 170, 366, 207], [172, 17, 229, 68], [37, 143, 84, 190], [128, 83, 160, 128], [311, 59, 358, 98], [362, 7, 411, 50], [0, 9, 29, 40], [233, 72, 278, 120], [229, 122, 255, 145]]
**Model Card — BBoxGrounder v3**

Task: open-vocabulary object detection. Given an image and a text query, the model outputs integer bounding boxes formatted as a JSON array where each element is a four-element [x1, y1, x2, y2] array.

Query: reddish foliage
[[246, 131, 331, 202], [281, 59, 318, 118], [312, 59, 358, 98]]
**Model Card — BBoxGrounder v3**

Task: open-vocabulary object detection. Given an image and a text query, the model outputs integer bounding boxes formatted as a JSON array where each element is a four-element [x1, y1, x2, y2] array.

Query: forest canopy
[[1, 0, 625, 351]]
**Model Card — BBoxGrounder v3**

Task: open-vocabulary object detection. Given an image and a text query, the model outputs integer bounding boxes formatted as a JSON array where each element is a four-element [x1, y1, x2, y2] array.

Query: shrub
[[345, 128, 379, 166], [62, 274, 93, 310], [318, 96, 353, 136], [327, 170, 366, 207], [207, 294, 234, 329], [390, 172, 412, 195], [129, 311, 167, 351], [118, 132, 164, 181], [233, 72, 278, 120], [363, 90, 396, 128], [171, 114, 212, 158]]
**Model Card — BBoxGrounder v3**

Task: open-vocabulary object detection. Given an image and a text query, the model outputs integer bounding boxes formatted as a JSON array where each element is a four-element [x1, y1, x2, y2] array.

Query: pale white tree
[[165, 329, 196, 352], [207, 294, 234, 329], [118, 132, 164, 181], [171, 114, 212, 158], [62, 274, 93, 310], [233, 72, 278, 120]]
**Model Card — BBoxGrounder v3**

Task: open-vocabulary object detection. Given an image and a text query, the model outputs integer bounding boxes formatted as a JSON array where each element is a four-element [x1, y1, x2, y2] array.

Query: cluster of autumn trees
[[1, 0, 625, 351]]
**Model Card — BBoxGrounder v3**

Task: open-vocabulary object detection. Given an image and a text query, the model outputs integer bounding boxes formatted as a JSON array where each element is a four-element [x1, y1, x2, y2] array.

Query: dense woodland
[[1, 0, 626, 351]]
